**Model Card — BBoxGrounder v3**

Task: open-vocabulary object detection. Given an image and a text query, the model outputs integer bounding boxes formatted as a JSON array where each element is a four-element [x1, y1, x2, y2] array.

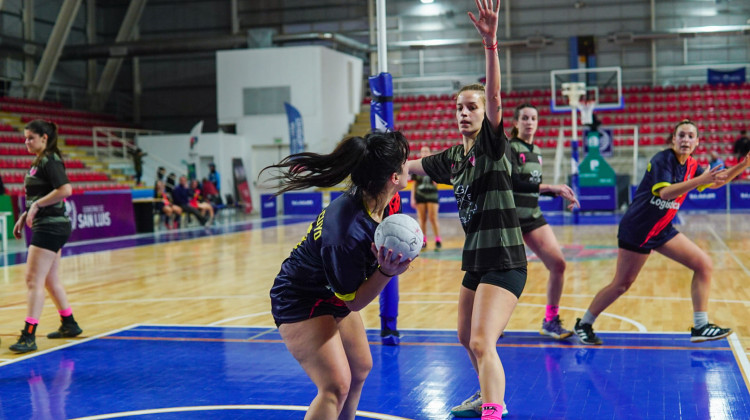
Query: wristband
[[377, 265, 396, 277], [483, 39, 498, 50]]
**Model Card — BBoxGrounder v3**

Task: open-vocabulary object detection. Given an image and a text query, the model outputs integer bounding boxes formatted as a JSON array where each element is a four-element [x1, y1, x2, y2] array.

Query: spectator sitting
[[172, 176, 208, 226], [201, 177, 222, 205], [189, 179, 214, 225], [154, 180, 182, 229], [165, 172, 177, 194], [709, 150, 725, 170]]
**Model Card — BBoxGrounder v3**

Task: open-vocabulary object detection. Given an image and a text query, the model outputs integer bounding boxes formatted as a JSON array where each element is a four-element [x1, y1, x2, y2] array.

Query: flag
[[189, 120, 204, 150], [284, 103, 305, 155]]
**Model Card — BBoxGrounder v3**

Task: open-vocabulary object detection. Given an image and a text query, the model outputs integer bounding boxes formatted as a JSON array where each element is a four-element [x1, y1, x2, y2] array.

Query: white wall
[[216, 46, 363, 195], [136, 132, 248, 203]]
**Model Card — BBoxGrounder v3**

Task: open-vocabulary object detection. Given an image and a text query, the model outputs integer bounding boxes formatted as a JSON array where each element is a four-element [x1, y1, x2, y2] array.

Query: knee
[[548, 257, 566, 276], [468, 336, 494, 361], [457, 327, 471, 349], [694, 256, 713, 278], [351, 358, 372, 384], [321, 380, 351, 406], [612, 278, 635, 295]]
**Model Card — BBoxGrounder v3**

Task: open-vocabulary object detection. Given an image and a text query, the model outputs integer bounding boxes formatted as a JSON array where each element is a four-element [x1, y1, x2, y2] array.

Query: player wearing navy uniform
[[574, 120, 750, 345], [263, 130, 414, 420]]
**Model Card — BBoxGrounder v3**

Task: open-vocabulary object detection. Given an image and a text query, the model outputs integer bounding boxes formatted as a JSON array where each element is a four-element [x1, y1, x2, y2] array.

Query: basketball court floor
[[0, 210, 748, 419]]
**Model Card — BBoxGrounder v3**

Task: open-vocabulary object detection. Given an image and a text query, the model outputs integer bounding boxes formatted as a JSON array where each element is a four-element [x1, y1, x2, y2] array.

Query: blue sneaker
[[540, 315, 573, 339]]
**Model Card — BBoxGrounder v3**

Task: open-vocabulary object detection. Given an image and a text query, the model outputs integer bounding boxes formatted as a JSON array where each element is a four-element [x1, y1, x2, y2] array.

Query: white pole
[[376, 0, 387, 73]]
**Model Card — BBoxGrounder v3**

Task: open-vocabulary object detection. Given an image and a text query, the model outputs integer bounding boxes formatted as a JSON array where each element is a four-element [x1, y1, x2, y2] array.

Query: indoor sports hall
[[1, 1, 749, 419]]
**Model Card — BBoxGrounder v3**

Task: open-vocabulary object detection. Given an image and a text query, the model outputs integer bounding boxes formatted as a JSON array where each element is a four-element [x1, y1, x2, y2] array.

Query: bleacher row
[[363, 82, 750, 180], [0, 96, 132, 195]]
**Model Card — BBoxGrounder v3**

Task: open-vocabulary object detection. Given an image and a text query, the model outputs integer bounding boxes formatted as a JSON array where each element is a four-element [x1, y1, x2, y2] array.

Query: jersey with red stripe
[[618, 149, 704, 248]]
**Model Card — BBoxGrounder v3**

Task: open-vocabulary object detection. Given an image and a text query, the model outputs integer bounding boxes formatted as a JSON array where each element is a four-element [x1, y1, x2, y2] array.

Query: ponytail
[[260, 131, 409, 199], [25, 119, 63, 167]]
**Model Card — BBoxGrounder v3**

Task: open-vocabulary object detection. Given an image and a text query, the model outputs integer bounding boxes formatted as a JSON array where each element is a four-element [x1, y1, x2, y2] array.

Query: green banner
[[579, 132, 616, 187]]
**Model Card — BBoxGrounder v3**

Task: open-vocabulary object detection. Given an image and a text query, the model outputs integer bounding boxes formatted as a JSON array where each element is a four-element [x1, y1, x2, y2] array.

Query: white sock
[[581, 310, 597, 326], [693, 312, 708, 329]]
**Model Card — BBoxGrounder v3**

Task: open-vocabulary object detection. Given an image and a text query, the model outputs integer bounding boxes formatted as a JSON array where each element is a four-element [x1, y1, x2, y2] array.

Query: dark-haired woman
[[10, 120, 81, 353], [408, 2, 523, 418], [573, 120, 750, 345], [264, 130, 414, 420], [508, 103, 579, 340]]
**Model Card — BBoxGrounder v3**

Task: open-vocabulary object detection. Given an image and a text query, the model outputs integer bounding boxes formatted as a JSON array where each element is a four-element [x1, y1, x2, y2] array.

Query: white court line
[[707, 225, 750, 278], [209, 311, 271, 326], [728, 333, 750, 391], [68, 405, 412, 420], [0, 323, 141, 367]]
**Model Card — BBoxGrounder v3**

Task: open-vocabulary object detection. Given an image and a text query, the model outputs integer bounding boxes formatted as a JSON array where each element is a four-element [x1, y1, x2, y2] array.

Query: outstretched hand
[[551, 184, 580, 210], [371, 243, 414, 277], [468, 0, 500, 43]]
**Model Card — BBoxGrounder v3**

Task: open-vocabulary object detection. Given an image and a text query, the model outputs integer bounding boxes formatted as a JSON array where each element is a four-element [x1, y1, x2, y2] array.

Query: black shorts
[[271, 293, 351, 327], [30, 230, 71, 253], [414, 196, 439, 204], [520, 215, 548, 234], [462, 267, 527, 299]]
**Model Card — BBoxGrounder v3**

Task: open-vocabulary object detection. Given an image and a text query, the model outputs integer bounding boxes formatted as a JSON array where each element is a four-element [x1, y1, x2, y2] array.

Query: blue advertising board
[[283, 192, 323, 216], [260, 194, 277, 218], [681, 186, 727, 211], [579, 186, 617, 211]]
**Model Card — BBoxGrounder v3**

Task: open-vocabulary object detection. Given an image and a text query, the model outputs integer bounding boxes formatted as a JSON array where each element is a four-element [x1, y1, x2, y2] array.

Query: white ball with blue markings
[[374, 214, 423, 263]]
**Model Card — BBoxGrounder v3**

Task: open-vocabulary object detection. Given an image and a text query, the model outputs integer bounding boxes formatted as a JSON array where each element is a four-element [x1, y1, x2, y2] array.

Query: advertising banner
[[232, 158, 253, 214]]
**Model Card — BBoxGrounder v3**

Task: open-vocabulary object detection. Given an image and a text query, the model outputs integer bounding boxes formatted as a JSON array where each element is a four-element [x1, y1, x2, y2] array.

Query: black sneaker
[[435, 240, 442, 249], [573, 318, 603, 345], [690, 323, 732, 343], [47, 321, 83, 339], [380, 328, 400, 346], [9, 333, 37, 353]]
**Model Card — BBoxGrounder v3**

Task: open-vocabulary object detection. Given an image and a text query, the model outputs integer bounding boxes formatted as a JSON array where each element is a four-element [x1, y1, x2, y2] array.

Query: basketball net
[[577, 100, 596, 126]]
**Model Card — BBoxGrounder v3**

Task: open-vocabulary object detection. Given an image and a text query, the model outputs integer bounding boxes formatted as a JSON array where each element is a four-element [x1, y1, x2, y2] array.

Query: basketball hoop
[[577, 100, 597, 126], [561, 82, 586, 108]]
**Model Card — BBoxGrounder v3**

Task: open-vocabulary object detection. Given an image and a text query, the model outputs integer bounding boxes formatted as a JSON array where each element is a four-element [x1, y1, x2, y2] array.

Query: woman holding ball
[[262, 130, 413, 420], [408, 1, 524, 418]]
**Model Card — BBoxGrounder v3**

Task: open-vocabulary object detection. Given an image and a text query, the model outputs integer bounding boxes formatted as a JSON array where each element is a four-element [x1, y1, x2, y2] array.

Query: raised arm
[[469, 0, 502, 130]]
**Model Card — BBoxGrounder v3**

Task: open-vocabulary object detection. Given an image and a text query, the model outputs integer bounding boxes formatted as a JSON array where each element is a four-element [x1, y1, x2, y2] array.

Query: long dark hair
[[25, 119, 63, 167], [260, 131, 409, 201], [509, 103, 538, 138]]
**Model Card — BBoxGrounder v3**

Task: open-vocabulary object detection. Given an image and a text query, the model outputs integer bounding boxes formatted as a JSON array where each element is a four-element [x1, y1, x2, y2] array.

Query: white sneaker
[[450, 391, 508, 417]]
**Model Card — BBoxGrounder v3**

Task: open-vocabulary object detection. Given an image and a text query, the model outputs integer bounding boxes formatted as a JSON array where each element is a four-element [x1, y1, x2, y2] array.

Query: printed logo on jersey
[[29, 167, 37, 177], [529, 169, 542, 184], [649, 196, 681, 210], [520, 153, 526, 164]]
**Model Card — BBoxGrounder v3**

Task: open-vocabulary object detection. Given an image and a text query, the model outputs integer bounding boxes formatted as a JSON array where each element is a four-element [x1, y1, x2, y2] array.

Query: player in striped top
[[508, 104, 579, 340], [574, 120, 750, 345], [407, 1, 524, 418]]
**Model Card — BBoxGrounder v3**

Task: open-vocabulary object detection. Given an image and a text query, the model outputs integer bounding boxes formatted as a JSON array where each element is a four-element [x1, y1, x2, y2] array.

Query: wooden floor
[[1, 212, 749, 364]]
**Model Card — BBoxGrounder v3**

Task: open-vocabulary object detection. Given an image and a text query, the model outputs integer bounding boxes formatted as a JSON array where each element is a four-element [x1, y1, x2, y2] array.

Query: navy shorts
[[461, 266, 527, 299], [618, 223, 679, 254], [271, 292, 351, 327]]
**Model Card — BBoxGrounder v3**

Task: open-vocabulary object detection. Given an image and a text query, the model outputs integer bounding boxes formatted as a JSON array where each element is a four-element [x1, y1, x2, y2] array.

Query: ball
[[374, 214, 423, 263]]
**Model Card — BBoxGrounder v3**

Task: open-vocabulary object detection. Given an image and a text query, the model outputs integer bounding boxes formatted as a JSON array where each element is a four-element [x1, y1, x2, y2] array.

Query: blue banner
[[578, 186, 617, 211], [583, 128, 614, 158], [681, 186, 727, 211], [707, 68, 746, 85], [260, 194, 277, 218], [283, 192, 323, 216], [284, 102, 305, 155], [368, 73, 394, 132], [729, 184, 750, 209], [539, 195, 564, 212]]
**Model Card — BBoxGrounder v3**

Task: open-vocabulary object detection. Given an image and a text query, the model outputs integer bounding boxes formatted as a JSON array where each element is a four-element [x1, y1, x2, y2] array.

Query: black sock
[[24, 322, 37, 337], [62, 314, 76, 324]]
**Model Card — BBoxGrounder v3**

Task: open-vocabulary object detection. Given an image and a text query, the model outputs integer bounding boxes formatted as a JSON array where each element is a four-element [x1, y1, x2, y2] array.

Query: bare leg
[[279, 316, 355, 420], [415, 203, 428, 241], [471, 284, 517, 407], [523, 225, 565, 307], [25, 246, 59, 319], [337, 312, 373, 420], [427, 202, 440, 239], [654, 233, 713, 312], [588, 248, 650, 316], [457, 285, 478, 372], [44, 251, 69, 312]]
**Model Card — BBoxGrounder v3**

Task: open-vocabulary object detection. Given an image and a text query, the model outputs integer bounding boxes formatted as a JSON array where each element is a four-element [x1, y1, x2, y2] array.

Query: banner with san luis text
[[23, 191, 136, 245]]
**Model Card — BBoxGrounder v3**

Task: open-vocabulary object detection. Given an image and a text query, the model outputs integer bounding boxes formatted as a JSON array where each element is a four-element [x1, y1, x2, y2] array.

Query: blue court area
[[0, 326, 747, 419]]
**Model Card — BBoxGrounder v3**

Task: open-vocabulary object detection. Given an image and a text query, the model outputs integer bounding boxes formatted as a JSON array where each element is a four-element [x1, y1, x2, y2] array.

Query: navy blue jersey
[[619, 149, 706, 248], [270, 192, 401, 323]]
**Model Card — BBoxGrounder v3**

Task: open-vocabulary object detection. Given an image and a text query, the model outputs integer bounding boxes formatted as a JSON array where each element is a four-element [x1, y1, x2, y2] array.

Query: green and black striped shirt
[[422, 118, 526, 272], [509, 138, 545, 228], [25, 153, 71, 235]]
